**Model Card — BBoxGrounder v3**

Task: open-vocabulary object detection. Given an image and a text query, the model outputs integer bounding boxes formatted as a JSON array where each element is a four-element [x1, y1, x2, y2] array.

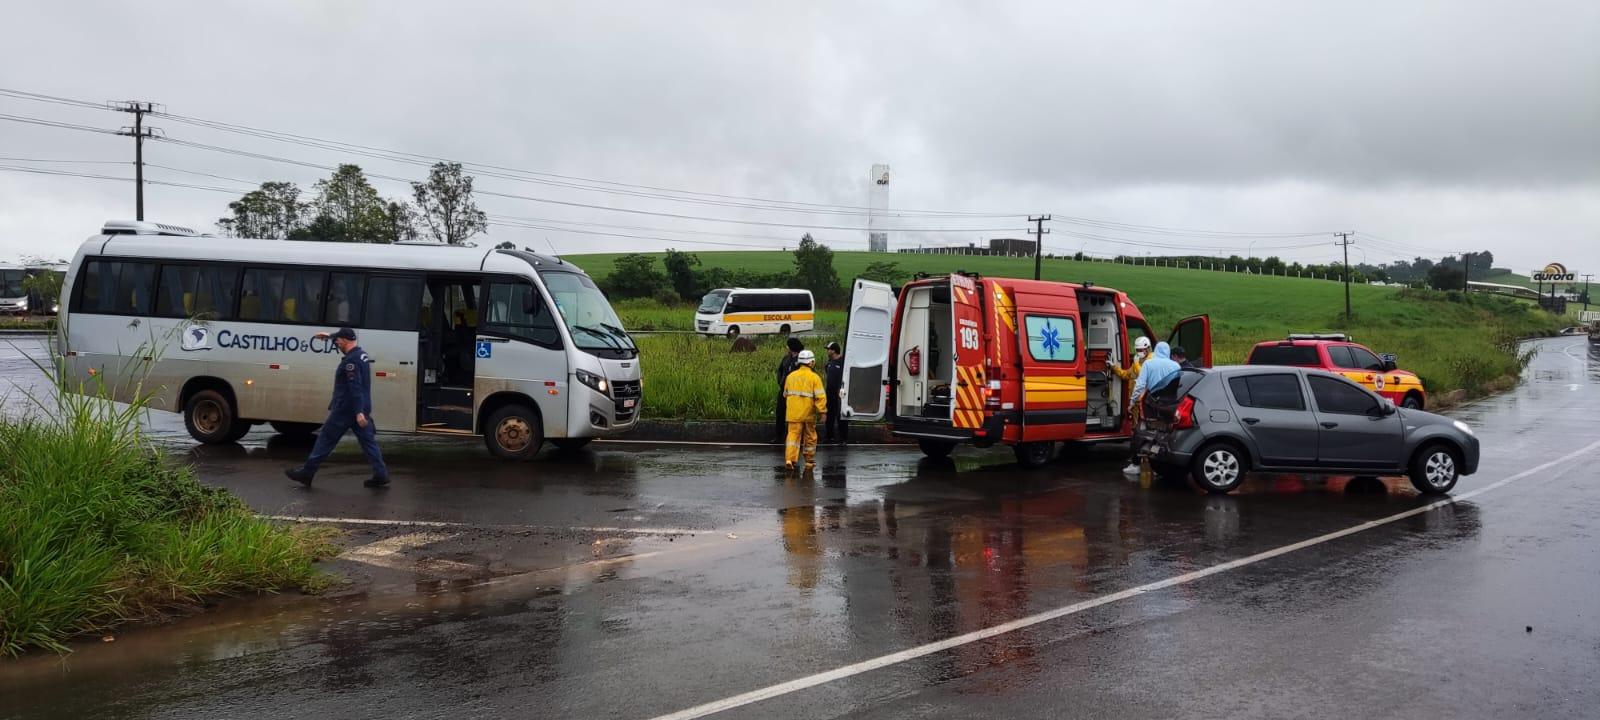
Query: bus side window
[[484, 281, 560, 348], [77, 259, 156, 315], [363, 276, 424, 331], [324, 273, 365, 325], [157, 264, 238, 320], [240, 268, 325, 323]]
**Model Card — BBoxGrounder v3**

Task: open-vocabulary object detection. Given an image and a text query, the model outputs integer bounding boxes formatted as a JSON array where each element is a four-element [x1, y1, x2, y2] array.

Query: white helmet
[[797, 349, 816, 364], [1134, 336, 1152, 352]]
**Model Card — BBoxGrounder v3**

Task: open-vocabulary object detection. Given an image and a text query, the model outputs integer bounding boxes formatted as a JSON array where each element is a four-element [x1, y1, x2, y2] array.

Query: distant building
[[898, 238, 1037, 257], [987, 238, 1036, 256]]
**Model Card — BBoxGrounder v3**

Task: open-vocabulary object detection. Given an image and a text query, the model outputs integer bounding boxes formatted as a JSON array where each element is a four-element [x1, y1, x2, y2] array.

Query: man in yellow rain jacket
[[783, 349, 828, 470]]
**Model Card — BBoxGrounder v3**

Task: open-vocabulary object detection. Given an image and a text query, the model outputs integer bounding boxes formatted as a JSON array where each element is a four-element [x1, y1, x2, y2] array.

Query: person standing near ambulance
[[822, 341, 847, 445], [782, 349, 828, 471], [285, 327, 390, 488], [1124, 341, 1182, 475], [771, 337, 804, 443]]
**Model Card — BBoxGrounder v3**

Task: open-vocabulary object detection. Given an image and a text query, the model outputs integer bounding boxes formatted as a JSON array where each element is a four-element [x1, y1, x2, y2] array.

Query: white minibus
[[59, 220, 642, 459], [694, 288, 814, 337]]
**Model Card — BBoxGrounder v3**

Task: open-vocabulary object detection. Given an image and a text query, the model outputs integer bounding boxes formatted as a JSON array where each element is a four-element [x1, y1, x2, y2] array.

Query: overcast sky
[[2, 1, 1597, 274]]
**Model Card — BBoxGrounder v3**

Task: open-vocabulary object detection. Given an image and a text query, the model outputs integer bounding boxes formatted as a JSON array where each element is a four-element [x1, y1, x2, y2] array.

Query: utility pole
[[111, 100, 163, 221], [1335, 232, 1354, 320], [1461, 251, 1472, 292], [1583, 274, 1594, 311], [1028, 214, 1051, 280]]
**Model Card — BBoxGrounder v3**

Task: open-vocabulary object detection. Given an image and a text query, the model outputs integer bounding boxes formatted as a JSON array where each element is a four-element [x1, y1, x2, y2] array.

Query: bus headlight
[[576, 369, 610, 396]]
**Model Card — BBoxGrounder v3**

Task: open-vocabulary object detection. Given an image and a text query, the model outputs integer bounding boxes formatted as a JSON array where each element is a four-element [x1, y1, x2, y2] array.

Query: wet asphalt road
[[2, 337, 1599, 719]]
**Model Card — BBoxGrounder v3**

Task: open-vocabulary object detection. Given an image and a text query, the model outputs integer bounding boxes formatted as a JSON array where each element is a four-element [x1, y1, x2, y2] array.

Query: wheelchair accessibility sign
[[476, 340, 493, 359]]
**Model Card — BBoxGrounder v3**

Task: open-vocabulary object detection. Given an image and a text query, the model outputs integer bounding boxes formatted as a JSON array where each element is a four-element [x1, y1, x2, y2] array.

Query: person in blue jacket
[[286, 327, 390, 488], [1124, 341, 1182, 475]]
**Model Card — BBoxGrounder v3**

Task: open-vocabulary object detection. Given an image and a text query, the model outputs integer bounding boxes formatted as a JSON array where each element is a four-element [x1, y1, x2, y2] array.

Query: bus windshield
[[0, 270, 25, 298], [698, 290, 729, 314], [541, 270, 636, 355]]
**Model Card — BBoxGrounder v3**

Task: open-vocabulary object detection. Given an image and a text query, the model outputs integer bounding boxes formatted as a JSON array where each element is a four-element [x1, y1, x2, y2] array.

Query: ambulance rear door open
[[949, 274, 987, 431], [841, 278, 894, 421]]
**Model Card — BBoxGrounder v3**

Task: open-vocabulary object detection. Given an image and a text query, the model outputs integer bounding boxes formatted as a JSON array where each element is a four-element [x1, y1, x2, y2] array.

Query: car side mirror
[[1376, 398, 1397, 417]]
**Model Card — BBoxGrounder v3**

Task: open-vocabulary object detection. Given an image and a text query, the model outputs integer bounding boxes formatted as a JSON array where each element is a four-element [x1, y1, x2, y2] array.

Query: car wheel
[[726, 326, 740, 339], [484, 404, 544, 461], [551, 437, 593, 452], [1013, 441, 1055, 467], [1409, 443, 1460, 494], [918, 439, 956, 459], [185, 389, 250, 444], [269, 421, 320, 437], [1191, 442, 1247, 494], [1401, 393, 1424, 410]]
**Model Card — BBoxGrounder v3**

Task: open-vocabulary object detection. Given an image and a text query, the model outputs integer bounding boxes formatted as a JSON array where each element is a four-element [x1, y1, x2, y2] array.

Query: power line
[[0, 157, 124, 164], [0, 113, 119, 135], [156, 136, 1029, 233], [0, 164, 243, 194]]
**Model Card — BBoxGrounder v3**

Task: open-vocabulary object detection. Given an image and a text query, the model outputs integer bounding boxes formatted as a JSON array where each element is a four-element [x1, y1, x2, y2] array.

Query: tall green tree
[[383, 201, 422, 243], [663, 248, 703, 301], [299, 164, 392, 243], [412, 162, 489, 245], [606, 254, 669, 299], [792, 233, 842, 302], [217, 181, 306, 239]]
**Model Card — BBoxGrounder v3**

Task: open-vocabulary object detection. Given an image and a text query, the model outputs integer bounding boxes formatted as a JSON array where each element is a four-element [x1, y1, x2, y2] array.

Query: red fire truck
[[841, 273, 1210, 466]]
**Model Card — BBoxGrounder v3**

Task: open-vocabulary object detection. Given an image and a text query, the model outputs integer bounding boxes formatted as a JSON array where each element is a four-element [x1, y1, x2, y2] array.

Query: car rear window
[[1228, 373, 1306, 411], [1247, 344, 1320, 366]]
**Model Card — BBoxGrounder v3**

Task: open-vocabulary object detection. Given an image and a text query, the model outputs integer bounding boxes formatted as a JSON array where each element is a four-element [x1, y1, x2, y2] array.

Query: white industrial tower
[[867, 164, 890, 252]]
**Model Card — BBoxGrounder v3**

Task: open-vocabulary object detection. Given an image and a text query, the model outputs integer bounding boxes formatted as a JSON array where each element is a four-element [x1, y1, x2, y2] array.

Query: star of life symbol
[[1040, 322, 1061, 357]]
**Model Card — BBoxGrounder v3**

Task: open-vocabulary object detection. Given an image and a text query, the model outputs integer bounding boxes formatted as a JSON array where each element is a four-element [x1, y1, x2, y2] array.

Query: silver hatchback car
[[1142, 366, 1480, 495]]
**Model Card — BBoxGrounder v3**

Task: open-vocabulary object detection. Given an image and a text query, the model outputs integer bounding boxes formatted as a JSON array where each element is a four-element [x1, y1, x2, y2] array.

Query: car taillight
[[1173, 396, 1196, 429]]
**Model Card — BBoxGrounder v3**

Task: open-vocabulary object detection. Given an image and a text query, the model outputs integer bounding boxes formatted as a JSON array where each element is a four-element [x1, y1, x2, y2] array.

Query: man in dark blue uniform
[[285, 327, 389, 488]]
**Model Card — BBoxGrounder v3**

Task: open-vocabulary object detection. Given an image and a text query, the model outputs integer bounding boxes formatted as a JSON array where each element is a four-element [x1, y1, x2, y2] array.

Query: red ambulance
[[841, 273, 1211, 466]]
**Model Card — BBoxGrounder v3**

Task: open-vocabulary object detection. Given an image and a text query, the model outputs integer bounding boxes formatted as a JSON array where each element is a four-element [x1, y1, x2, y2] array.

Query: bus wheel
[[1013, 441, 1055, 467], [727, 326, 740, 339], [269, 421, 320, 437], [185, 389, 250, 444], [779, 324, 791, 336], [551, 437, 593, 452], [485, 404, 544, 461], [918, 439, 956, 459]]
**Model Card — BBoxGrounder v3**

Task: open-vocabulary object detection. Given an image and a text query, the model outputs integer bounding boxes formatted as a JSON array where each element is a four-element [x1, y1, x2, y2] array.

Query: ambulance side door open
[[1168, 314, 1213, 367], [842, 278, 895, 421]]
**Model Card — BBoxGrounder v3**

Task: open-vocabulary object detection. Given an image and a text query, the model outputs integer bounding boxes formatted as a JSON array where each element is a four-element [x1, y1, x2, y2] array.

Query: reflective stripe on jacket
[[783, 365, 828, 422]]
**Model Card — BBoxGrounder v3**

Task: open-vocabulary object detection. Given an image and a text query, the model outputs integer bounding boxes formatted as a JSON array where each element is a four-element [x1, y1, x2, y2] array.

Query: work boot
[[364, 475, 390, 488], [285, 468, 313, 487]]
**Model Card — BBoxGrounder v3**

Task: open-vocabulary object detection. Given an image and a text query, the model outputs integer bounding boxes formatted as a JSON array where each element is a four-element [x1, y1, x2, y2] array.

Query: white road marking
[[644, 437, 1600, 720], [260, 514, 709, 536], [598, 439, 898, 447], [339, 531, 483, 575]]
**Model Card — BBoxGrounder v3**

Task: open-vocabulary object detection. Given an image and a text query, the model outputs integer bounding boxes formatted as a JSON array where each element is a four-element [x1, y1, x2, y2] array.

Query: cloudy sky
[[2, 1, 1597, 274]]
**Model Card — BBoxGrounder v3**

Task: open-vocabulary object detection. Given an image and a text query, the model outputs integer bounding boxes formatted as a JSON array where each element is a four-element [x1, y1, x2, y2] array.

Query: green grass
[[568, 252, 1562, 420], [637, 333, 839, 420], [0, 357, 334, 656], [0, 316, 53, 331]]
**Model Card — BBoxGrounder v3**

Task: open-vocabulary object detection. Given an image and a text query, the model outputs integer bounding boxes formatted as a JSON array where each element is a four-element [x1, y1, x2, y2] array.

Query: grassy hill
[[565, 251, 1561, 420]]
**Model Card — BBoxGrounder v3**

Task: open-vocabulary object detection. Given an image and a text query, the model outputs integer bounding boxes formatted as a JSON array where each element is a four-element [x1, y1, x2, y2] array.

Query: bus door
[[417, 275, 481, 432], [1014, 293, 1085, 442], [475, 277, 571, 438], [949, 274, 987, 431]]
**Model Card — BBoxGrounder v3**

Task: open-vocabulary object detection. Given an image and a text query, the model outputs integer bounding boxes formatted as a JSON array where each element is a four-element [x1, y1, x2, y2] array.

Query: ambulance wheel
[[726, 326, 740, 339], [185, 389, 250, 444], [918, 439, 956, 459], [1401, 393, 1424, 410], [1013, 441, 1055, 468], [269, 421, 320, 437], [485, 404, 544, 461], [779, 324, 791, 336], [551, 438, 593, 452]]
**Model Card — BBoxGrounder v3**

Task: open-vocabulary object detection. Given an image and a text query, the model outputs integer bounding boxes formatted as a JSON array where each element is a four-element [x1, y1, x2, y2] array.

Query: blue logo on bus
[[475, 340, 492, 359]]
